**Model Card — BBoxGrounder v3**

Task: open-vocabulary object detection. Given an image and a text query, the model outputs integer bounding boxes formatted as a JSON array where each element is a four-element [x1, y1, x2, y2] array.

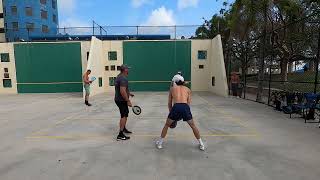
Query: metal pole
[[244, 42, 248, 99], [268, 33, 274, 105], [174, 26, 177, 40], [92, 21, 95, 36], [228, 45, 232, 95], [314, 27, 320, 93], [27, 28, 30, 42], [136, 26, 139, 36]]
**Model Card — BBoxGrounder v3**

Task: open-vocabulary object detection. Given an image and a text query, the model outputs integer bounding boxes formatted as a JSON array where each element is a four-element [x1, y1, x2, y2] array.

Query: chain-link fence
[[3, 24, 203, 42], [225, 12, 320, 107]]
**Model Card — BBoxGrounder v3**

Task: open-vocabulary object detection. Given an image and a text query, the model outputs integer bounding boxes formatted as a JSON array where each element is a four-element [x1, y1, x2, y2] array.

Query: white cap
[[172, 74, 184, 83]]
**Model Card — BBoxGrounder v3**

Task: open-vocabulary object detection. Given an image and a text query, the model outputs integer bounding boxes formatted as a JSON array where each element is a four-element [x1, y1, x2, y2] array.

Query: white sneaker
[[155, 141, 163, 149], [199, 144, 205, 151]]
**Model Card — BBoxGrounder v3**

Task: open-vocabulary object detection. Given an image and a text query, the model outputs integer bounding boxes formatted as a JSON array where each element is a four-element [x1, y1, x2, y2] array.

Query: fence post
[[268, 32, 274, 105], [228, 44, 232, 95], [92, 21, 95, 36], [314, 27, 320, 93], [268, 51, 273, 105], [136, 26, 139, 36], [244, 41, 248, 99], [27, 28, 30, 42], [174, 26, 177, 40]]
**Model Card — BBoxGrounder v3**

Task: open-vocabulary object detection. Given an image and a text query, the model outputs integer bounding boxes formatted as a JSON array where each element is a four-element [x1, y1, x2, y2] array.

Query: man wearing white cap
[[171, 71, 183, 87], [156, 74, 205, 151]]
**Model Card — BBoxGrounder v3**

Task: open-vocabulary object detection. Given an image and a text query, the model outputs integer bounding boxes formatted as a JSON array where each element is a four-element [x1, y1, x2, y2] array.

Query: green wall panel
[[123, 41, 191, 91], [17, 84, 83, 93], [14, 43, 83, 93]]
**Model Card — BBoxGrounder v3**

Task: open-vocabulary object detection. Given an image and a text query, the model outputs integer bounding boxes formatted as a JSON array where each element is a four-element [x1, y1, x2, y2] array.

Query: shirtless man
[[171, 71, 183, 87], [156, 75, 205, 151], [83, 70, 93, 106]]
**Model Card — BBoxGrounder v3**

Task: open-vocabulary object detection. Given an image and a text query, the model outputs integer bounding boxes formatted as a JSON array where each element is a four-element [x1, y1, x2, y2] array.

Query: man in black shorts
[[115, 65, 134, 141], [156, 75, 205, 151]]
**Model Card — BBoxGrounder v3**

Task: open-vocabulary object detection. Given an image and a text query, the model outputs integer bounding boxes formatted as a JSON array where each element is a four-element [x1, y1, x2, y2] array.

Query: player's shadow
[[153, 139, 207, 160]]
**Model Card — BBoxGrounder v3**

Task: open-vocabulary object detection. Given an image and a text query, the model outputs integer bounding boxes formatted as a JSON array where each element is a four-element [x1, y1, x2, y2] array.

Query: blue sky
[[58, 0, 232, 27]]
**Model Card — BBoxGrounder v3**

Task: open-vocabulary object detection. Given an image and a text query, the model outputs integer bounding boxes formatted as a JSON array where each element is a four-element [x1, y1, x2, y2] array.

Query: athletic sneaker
[[117, 133, 130, 141], [199, 144, 205, 151], [85, 101, 92, 106], [123, 128, 132, 134], [155, 141, 163, 149]]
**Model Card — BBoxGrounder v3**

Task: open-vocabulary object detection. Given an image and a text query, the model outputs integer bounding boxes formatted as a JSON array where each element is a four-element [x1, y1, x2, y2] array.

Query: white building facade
[[0, 0, 5, 42]]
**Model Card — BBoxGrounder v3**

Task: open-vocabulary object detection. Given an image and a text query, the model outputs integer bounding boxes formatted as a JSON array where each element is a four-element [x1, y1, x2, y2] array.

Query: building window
[[98, 77, 103, 87], [42, 25, 49, 33], [25, 7, 33, 16], [198, 50, 207, 60], [86, 52, 89, 60], [52, 0, 57, 9], [12, 22, 19, 31], [0, 28, 4, 33], [40, 0, 47, 5], [199, 65, 204, 69], [53, 14, 57, 23], [117, 66, 121, 71], [111, 65, 116, 71], [0, 13, 3, 18], [109, 77, 116, 86], [4, 68, 9, 73], [1, 53, 10, 62], [105, 66, 109, 71], [4, 72, 9, 78], [26, 23, 35, 32], [3, 79, 12, 88], [108, 51, 117, 61], [41, 10, 48, 19], [212, 76, 215, 86], [11, 6, 18, 16]]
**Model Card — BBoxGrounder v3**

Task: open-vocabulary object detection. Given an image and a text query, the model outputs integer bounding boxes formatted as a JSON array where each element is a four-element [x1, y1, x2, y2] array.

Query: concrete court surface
[[0, 92, 320, 180]]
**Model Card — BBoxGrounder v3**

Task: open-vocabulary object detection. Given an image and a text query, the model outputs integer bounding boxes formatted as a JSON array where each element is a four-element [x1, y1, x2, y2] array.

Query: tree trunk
[[309, 60, 315, 72], [256, 2, 267, 103], [288, 62, 293, 73], [256, 54, 265, 102], [241, 65, 246, 79], [280, 58, 288, 82]]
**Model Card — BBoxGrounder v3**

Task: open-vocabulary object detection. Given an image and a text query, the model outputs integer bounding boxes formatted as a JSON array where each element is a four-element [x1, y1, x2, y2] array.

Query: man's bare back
[[170, 85, 191, 105], [157, 83, 205, 151]]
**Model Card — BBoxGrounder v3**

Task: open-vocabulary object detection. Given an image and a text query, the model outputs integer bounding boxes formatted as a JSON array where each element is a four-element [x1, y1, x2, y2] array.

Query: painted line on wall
[[129, 81, 191, 83], [17, 82, 83, 85]]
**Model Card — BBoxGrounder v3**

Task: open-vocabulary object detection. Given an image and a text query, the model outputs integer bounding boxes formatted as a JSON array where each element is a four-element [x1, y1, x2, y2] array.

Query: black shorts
[[115, 101, 129, 118], [168, 103, 193, 121]]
